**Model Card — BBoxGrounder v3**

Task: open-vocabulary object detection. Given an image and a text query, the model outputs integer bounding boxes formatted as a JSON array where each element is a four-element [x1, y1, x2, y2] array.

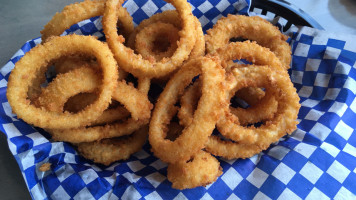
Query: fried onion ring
[[217, 66, 300, 144], [149, 57, 225, 164], [134, 22, 180, 62], [167, 151, 222, 189], [63, 93, 130, 126], [35, 67, 152, 143], [41, 0, 134, 42], [178, 73, 278, 127], [77, 126, 148, 165], [127, 10, 205, 60], [7, 35, 118, 129], [205, 14, 291, 68], [103, 0, 197, 78]]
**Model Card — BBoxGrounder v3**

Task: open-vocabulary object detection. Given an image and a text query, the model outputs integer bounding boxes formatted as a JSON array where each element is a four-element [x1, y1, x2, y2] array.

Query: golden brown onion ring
[[77, 126, 148, 165], [54, 55, 98, 75], [7, 35, 118, 129], [127, 10, 205, 60], [35, 67, 152, 143], [167, 151, 222, 189], [64, 93, 130, 126], [103, 0, 197, 78], [234, 87, 265, 106], [205, 135, 264, 160], [149, 57, 225, 164], [217, 66, 300, 144], [205, 14, 291, 68], [41, 0, 133, 81], [214, 41, 286, 73], [178, 74, 278, 127], [135, 22, 180, 62], [41, 0, 134, 42]]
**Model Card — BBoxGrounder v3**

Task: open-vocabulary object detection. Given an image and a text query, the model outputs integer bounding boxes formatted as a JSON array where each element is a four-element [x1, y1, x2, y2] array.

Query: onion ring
[[178, 73, 278, 127], [214, 41, 286, 72], [205, 14, 291, 68], [134, 22, 180, 62], [205, 136, 264, 160], [127, 10, 205, 60], [7, 35, 118, 129], [40, 0, 133, 82], [77, 126, 148, 165], [217, 66, 300, 144], [41, 0, 134, 42], [167, 151, 222, 189], [54, 55, 98, 75], [204, 66, 299, 159], [35, 67, 152, 143], [234, 87, 265, 106], [63, 93, 130, 126], [103, 0, 197, 78], [149, 57, 225, 164]]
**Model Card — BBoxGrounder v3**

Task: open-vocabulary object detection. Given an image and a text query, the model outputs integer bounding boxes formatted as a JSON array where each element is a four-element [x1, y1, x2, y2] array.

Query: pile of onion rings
[[6, 0, 300, 190]]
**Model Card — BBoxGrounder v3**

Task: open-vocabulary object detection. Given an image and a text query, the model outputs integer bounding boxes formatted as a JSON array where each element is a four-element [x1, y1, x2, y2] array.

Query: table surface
[[0, 0, 355, 199]]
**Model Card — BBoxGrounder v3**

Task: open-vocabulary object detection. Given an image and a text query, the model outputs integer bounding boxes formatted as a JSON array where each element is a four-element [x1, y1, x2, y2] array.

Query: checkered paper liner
[[1, 0, 356, 199]]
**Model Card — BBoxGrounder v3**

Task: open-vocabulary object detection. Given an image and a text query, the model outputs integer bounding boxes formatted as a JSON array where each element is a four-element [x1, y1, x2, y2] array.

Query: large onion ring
[[7, 35, 118, 129], [103, 0, 197, 78], [205, 14, 291, 68], [149, 57, 225, 164], [217, 66, 300, 144], [40, 0, 133, 83]]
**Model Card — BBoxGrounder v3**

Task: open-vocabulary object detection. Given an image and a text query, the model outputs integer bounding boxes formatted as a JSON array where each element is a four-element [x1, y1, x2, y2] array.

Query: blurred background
[[0, 0, 355, 199]]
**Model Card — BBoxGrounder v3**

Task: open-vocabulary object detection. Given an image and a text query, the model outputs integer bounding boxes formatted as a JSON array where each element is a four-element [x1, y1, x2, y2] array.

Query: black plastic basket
[[250, 0, 323, 31]]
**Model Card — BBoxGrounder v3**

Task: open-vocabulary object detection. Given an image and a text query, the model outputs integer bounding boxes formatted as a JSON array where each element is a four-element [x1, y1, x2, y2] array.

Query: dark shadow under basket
[[250, 0, 323, 31]]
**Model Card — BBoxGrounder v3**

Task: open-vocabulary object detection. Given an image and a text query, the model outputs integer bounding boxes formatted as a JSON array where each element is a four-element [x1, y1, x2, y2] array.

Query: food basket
[[1, 0, 355, 199], [251, 0, 323, 31]]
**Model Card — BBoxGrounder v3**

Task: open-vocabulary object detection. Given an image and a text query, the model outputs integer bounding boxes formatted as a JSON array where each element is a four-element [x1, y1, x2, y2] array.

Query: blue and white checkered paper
[[1, 0, 356, 199]]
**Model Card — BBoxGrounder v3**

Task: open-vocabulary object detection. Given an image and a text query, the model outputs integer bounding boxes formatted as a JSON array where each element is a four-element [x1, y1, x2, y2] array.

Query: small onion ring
[[35, 67, 152, 143], [127, 10, 205, 60], [76, 126, 148, 165], [149, 57, 225, 164], [63, 93, 130, 126], [7, 35, 118, 129], [205, 14, 291, 68], [178, 72, 278, 127], [134, 22, 180, 62], [167, 150, 222, 189], [103, 0, 197, 78]]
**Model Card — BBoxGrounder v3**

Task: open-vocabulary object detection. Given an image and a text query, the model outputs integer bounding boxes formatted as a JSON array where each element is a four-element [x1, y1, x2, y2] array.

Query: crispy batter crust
[[35, 67, 152, 143], [7, 35, 118, 129], [41, 0, 133, 42], [167, 151, 222, 189], [77, 126, 148, 165], [103, 0, 197, 78], [135, 22, 180, 62], [205, 14, 291, 68], [149, 57, 225, 164], [206, 66, 300, 159], [127, 10, 205, 60]]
